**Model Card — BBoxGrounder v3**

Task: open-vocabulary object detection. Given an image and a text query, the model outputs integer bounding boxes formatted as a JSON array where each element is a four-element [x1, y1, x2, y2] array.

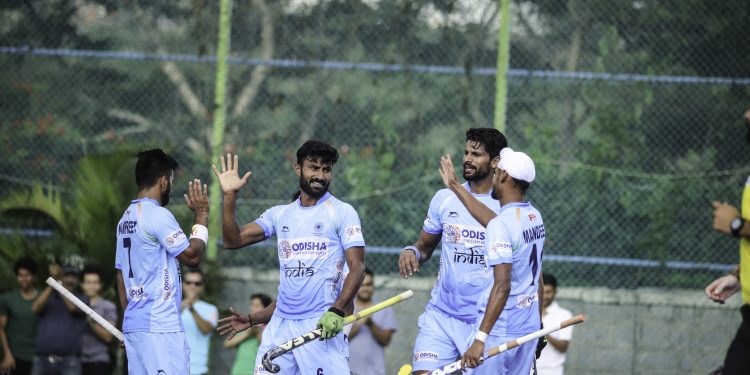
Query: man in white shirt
[[537, 273, 574, 375]]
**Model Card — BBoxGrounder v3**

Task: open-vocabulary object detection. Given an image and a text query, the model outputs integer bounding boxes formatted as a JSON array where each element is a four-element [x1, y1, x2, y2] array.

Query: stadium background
[[1, 1, 749, 374]]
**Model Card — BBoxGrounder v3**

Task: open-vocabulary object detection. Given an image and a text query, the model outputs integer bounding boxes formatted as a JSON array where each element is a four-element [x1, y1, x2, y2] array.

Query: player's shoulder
[[326, 195, 359, 214], [429, 188, 456, 206]]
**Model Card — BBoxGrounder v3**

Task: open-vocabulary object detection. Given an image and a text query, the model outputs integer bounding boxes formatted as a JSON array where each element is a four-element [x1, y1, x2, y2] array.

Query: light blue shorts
[[411, 306, 475, 372], [254, 314, 349, 375], [124, 331, 190, 375], [471, 332, 536, 375]]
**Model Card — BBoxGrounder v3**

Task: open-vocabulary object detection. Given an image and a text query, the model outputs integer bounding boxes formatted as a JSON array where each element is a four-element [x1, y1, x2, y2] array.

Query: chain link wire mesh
[[1, 1, 749, 373]]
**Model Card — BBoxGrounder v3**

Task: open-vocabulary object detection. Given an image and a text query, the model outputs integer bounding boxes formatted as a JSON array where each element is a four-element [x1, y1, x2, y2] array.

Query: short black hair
[[184, 268, 204, 279], [542, 273, 557, 289], [295, 140, 339, 167], [251, 293, 273, 308], [465, 128, 508, 159], [364, 268, 374, 278], [80, 264, 104, 282], [14, 257, 38, 276], [135, 149, 178, 190]]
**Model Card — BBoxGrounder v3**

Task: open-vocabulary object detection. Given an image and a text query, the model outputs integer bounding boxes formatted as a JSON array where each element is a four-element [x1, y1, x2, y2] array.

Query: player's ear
[[159, 175, 169, 191], [491, 156, 500, 169], [294, 162, 302, 177]]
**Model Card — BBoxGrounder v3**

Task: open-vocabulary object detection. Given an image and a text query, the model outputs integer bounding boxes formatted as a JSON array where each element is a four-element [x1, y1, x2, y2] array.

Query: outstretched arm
[[212, 153, 267, 249], [439, 154, 497, 227]]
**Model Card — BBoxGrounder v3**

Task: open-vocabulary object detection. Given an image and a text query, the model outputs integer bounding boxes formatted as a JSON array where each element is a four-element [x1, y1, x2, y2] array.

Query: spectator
[[31, 263, 87, 375], [537, 273, 574, 375], [0, 257, 40, 375], [224, 293, 273, 375], [180, 269, 218, 375], [348, 269, 398, 375], [79, 265, 117, 375]]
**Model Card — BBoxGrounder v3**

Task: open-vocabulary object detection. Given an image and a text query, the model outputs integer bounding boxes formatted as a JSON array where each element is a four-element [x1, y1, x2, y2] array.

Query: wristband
[[403, 246, 421, 262], [328, 306, 345, 317], [475, 331, 489, 343], [190, 224, 209, 245]]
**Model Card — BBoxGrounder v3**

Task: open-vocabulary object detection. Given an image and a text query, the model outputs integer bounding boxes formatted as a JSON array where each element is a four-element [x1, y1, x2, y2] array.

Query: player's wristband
[[475, 331, 489, 343], [327, 306, 345, 317], [190, 224, 209, 245], [403, 246, 421, 262]]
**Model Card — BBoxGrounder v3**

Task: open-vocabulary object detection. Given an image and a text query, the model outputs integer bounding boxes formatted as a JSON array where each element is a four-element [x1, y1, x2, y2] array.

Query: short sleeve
[[103, 300, 118, 324], [486, 217, 513, 265], [422, 191, 445, 234], [550, 309, 574, 341], [149, 208, 190, 257], [254, 206, 278, 239], [376, 307, 398, 331], [338, 204, 365, 249]]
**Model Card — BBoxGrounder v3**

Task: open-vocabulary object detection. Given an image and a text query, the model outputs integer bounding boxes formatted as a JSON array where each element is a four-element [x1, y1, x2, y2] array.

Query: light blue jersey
[[115, 198, 189, 333], [254, 192, 365, 319], [481, 201, 545, 337], [423, 183, 500, 322]]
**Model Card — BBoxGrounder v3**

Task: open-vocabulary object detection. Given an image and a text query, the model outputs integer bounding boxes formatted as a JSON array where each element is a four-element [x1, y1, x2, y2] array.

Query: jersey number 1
[[529, 244, 540, 286], [123, 237, 134, 278]]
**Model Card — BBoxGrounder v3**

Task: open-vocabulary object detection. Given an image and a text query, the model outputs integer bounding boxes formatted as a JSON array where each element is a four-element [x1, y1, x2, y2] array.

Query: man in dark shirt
[[30, 264, 87, 375], [0, 257, 40, 375]]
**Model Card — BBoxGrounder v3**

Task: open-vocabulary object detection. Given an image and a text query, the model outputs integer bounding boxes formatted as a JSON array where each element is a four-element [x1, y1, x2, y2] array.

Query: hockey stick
[[46, 277, 124, 342], [428, 314, 585, 375], [262, 290, 414, 373]]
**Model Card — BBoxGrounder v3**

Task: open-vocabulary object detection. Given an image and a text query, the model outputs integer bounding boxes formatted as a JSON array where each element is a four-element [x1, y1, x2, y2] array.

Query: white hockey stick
[[428, 314, 586, 375], [46, 277, 124, 342]]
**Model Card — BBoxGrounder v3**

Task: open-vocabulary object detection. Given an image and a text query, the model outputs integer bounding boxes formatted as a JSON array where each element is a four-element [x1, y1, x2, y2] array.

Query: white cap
[[498, 150, 535, 183]]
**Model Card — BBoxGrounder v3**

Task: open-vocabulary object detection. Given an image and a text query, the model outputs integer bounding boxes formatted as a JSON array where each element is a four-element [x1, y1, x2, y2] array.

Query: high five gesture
[[212, 153, 252, 194]]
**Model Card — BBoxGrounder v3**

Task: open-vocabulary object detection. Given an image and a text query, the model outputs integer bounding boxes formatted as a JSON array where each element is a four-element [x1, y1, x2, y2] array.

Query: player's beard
[[491, 189, 499, 200], [299, 173, 329, 199], [463, 162, 491, 182], [161, 180, 173, 206]]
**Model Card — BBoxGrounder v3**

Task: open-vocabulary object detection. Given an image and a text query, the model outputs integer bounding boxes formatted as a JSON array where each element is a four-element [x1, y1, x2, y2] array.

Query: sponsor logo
[[489, 241, 513, 259], [128, 285, 145, 301], [345, 225, 363, 240], [329, 259, 345, 295], [443, 224, 485, 246], [413, 351, 440, 362], [282, 226, 290, 232], [164, 230, 185, 248], [448, 211, 459, 218], [314, 222, 324, 232], [162, 267, 171, 301], [284, 260, 315, 278], [278, 238, 329, 259], [453, 246, 485, 265], [528, 213, 537, 221], [516, 293, 538, 308]]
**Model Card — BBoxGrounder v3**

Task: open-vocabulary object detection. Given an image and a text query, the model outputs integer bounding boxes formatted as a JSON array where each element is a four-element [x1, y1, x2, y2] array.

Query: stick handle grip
[[46, 277, 124, 342]]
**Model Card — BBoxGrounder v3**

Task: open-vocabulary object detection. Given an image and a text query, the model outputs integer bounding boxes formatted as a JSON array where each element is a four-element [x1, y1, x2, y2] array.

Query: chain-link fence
[[1, 1, 749, 372], [3, 0, 748, 287]]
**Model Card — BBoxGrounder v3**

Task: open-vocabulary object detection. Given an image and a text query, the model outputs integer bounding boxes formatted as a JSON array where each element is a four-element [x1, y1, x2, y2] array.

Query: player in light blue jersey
[[213, 140, 366, 375], [398, 128, 507, 374], [439, 148, 545, 375], [115, 149, 210, 374]]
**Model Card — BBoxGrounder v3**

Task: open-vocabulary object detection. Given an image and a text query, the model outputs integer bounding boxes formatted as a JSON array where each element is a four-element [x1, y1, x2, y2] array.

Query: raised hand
[[184, 179, 209, 218], [217, 307, 252, 340], [439, 154, 460, 189], [212, 153, 252, 194]]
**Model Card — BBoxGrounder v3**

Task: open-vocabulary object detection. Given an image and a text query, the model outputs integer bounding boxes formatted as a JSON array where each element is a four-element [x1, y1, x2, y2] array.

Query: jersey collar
[[131, 197, 160, 206], [296, 191, 332, 209]]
